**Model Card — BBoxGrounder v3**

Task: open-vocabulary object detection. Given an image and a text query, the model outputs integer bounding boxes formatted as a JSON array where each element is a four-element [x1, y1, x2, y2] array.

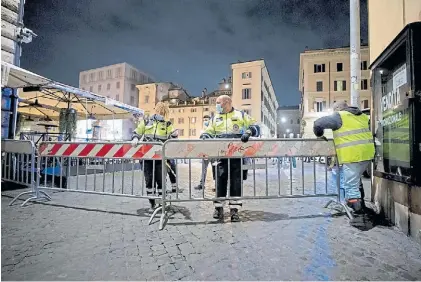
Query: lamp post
[[350, 0, 361, 107]]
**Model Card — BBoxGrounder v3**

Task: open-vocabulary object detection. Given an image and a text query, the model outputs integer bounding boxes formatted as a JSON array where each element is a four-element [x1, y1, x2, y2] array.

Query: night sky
[[22, 0, 368, 106]]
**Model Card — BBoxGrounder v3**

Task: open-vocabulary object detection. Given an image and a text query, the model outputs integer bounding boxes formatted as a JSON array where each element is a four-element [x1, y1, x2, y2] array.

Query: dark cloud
[[22, 0, 367, 106]]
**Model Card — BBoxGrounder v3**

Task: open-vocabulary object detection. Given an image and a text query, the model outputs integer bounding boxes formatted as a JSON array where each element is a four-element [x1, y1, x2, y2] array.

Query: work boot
[[194, 184, 203, 190], [171, 183, 177, 193], [230, 208, 240, 222], [213, 207, 224, 220], [148, 199, 156, 212], [347, 198, 363, 214]]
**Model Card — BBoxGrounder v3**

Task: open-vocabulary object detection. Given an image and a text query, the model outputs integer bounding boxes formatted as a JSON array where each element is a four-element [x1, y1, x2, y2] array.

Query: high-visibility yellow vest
[[333, 111, 375, 164], [205, 109, 256, 136], [133, 116, 176, 142]]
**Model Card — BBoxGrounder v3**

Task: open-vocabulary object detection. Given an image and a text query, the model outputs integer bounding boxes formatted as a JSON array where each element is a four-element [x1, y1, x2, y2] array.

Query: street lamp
[[281, 117, 286, 123], [224, 83, 230, 89], [286, 129, 290, 133]]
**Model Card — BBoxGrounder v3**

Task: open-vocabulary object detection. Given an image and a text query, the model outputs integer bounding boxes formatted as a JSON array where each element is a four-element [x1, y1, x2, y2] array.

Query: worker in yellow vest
[[131, 102, 178, 210], [313, 100, 375, 213], [200, 95, 260, 222]]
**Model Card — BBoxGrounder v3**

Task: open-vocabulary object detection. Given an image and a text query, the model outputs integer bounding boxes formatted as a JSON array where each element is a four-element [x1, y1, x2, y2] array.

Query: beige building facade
[[231, 60, 278, 134], [368, 0, 421, 65], [137, 60, 279, 139], [368, 0, 421, 243], [299, 46, 371, 137], [79, 63, 154, 139]]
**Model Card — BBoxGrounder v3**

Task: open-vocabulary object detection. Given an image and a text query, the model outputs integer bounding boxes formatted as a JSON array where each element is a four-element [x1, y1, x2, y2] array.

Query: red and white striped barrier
[[38, 142, 162, 159], [163, 139, 336, 158]]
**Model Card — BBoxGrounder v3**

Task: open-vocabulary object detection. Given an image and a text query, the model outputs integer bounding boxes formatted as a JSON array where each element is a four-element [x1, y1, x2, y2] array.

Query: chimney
[[202, 88, 207, 97]]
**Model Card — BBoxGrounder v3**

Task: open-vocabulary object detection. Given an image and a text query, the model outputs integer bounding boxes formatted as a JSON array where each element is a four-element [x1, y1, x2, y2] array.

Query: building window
[[204, 107, 209, 111], [337, 63, 343, 72], [191, 117, 196, 123], [316, 81, 323, 92], [89, 73, 95, 82], [314, 64, 326, 73], [178, 118, 184, 124], [297, 119, 300, 124], [189, 129, 196, 136], [314, 101, 326, 112], [98, 71, 103, 80], [116, 67, 122, 78], [179, 129, 184, 136], [106, 69, 112, 79], [82, 74, 87, 83], [145, 96, 149, 103], [334, 80, 347, 91], [361, 61, 368, 70], [191, 108, 197, 113], [130, 96, 135, 105], [98, 85, 102, 92], [131, 84, 136, 91], [170, 118, 174, 124], [107, 83, 111, 90], [361, 99, 369, 109], [361, 79, 368, 90], [116, 82, 120, 89], [89, 86, 93, 92], [131, 70, 137, 80], [241, 72, 252, 79], [242, 88, 251, 99], [116, 94, 119, 101], [290, 119, 293, 124]]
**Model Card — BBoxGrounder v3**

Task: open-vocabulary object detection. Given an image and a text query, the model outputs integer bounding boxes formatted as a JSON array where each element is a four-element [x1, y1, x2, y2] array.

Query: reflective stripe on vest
[[333, 111, 375, 164]]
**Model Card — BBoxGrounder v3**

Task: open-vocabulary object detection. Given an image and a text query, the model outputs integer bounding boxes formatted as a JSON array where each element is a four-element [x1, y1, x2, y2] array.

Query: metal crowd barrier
[[151, 138, 351, 230], [36, 141, 164, 207], [1, 139, 51, 206]]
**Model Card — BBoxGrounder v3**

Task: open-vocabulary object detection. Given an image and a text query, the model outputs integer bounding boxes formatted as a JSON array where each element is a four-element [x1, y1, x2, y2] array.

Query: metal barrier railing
[[1, 139, 51, 206], [4, 138, 352, 228], [36, 142, 164, 203], [151, 138, 351, 230]]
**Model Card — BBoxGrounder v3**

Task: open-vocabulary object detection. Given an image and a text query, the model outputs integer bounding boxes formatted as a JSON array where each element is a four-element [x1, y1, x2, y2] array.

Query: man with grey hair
[[313, 100, 375, 214]]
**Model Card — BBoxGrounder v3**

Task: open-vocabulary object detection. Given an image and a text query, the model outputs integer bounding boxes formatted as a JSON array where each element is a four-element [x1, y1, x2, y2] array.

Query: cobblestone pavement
[[2, 161, 421, 281]]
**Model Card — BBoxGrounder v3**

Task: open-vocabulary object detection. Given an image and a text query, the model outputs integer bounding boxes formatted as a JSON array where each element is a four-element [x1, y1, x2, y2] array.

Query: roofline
[[230, 59, 265, 66], [302, 44, 369, 54]]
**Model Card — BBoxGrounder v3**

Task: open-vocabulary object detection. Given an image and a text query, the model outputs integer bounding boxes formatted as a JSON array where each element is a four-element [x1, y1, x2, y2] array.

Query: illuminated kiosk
[[369, 22, 421, 241]]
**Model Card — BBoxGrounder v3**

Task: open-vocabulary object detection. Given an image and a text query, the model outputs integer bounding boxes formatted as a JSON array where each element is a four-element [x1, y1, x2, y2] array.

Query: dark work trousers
[[214, 158, 242, 209], [144, 160, 163, 196], [167, 159, 176, 184]]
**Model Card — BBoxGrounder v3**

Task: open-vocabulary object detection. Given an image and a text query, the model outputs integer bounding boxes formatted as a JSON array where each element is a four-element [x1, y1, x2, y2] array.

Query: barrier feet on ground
[[158, 208, 168, 230], [325, 200, 354, 219], [9, 191, 52, 207], [148, 205, 162, 225]]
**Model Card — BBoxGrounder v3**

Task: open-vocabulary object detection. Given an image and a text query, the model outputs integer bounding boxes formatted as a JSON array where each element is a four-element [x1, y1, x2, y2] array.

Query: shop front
[[370, 22, 421, 243]]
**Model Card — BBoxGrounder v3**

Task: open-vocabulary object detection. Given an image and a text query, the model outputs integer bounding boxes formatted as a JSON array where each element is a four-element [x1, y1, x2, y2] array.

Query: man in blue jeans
[[313, 100, 374, 213]]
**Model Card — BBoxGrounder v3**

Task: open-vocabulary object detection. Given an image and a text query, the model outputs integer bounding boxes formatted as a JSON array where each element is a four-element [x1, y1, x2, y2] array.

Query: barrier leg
[[39, 190, 52, 200], [9, 189, 52, 207], [9, 191, 35, 206], [148, 205, 162, 225], [158, 204, 168, 230]]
